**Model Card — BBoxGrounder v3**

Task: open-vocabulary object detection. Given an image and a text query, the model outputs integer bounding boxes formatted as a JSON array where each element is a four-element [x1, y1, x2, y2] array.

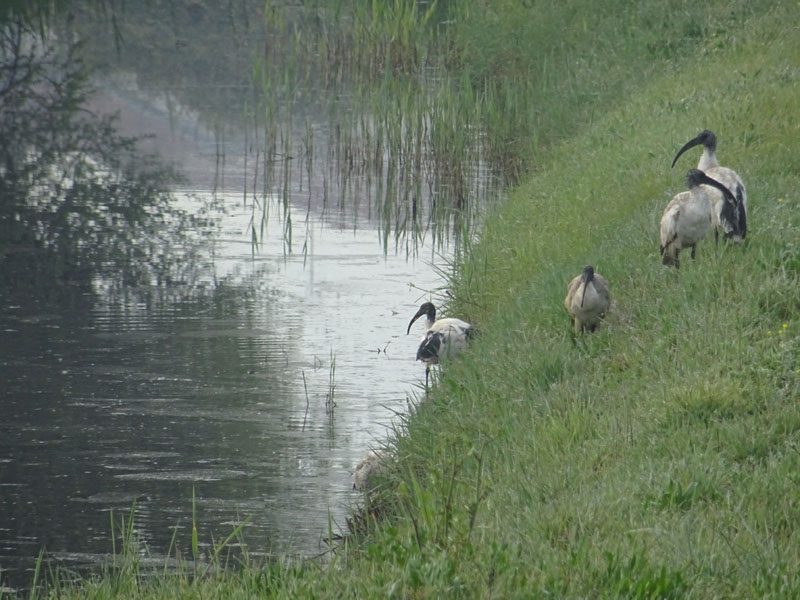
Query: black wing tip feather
[[416, 332, 444, 361], [736, 186, 747, 237], [719, 184, 747, 239]]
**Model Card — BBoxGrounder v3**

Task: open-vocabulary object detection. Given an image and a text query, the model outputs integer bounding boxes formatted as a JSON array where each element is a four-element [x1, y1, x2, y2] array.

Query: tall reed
[[248, 0, 500, 257]]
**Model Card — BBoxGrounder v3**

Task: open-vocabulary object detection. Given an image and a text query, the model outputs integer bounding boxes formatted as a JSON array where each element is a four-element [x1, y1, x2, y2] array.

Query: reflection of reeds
[[246, 1, 500, 258], [301, 370, 310, 431], [326, 349, 336, 417]]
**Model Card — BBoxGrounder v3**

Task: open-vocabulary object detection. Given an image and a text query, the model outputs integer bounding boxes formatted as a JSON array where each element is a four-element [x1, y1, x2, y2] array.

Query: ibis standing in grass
[[671, 129, 747, 243], [660, 169, 738, 268], [564, 266, 611, 334], [406, 301, 473, 388]]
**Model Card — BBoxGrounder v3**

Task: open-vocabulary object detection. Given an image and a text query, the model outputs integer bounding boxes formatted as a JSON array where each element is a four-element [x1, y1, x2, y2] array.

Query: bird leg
[[425, 366, 430, 389], [690, 245, 697, 260]]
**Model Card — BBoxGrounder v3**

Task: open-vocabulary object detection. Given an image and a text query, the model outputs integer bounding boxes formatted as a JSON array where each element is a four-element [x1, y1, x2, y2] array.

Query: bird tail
[[660, 234, 679, 267], [720, 184, 747, 243], [416, 332, 444, 362], [731, 185, 747, 241]]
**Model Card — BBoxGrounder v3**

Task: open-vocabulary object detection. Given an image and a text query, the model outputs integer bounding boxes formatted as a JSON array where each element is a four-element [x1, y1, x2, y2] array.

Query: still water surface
[[0, 102, 460, 589]]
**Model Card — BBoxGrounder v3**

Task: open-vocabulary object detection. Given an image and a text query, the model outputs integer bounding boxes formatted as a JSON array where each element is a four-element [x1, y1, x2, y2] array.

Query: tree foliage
[[0, 11, 191, 287]]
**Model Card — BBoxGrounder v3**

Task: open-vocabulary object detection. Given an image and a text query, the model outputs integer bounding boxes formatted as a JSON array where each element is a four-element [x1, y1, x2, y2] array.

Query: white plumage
[[353, 449, 386, 492], [406, 302, 473, 387], [660, 169, 737, 268], [564, 265, 611, 334], [672, 130, 747, 243]]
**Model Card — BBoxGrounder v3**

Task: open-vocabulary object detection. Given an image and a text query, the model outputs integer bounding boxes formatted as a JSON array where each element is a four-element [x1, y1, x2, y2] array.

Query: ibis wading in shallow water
[[564, 266, 611, 334], [672, 129, 747, 243], [407, 302, 473, 388], [660, 169, 737, 268]]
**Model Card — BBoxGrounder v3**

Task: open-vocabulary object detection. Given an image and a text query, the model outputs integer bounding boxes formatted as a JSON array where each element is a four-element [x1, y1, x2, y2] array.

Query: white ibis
[[660, 169, 737, 268], [353, 449, 386, 492], [671, 130, 747, 243], [564, 266, 611, 334], [406, 301, 473, 388]]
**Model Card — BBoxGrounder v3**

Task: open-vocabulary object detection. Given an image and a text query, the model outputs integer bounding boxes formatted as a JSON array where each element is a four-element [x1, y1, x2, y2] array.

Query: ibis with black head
[[660, 169, 737, 268], [564, 266, 611, 334], [406, 302, 473, 388], [672, 129, 747, 243]]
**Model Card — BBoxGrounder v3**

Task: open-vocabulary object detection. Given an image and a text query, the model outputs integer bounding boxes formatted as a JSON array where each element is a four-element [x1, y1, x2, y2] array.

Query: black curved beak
[[697, 171, 736, 205], [407, 306, 426, 335], [580, 268, 594, 308], [671, 135, 703, 168]]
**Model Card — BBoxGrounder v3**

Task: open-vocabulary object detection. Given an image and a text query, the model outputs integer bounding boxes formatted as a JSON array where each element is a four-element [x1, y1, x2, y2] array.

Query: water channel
[[0, 8, 496, 590]]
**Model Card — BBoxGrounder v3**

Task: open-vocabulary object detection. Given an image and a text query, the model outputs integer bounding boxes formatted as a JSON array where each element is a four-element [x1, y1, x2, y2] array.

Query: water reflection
[[0, 187, 453, 589], [0, 2, 497, 592]]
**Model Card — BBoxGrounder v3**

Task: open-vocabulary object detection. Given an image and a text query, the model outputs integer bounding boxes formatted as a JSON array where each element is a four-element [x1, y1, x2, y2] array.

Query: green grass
[[23, 0, 800, 597]]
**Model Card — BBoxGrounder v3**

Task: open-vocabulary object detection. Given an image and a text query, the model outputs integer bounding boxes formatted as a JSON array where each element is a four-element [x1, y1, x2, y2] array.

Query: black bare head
[[580, 265, 595, 307], [695, 129, 716, 149], [671, 129, 717, 168], [580, 265, 595, 283], [686, 169, 736, 204], [407, 302, 436, 334]]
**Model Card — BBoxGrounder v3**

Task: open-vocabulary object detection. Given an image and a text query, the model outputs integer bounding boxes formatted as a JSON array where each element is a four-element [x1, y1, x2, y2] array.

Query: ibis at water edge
[[406, 302, 474, 388]]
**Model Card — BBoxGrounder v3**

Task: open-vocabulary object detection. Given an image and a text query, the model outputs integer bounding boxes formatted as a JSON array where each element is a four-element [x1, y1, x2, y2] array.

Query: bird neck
[[690, 185, 712, 207], [697, 149, 719, 171]]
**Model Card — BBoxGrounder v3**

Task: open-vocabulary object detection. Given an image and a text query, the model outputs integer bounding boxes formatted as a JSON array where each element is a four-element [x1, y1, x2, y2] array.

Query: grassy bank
[[414, 2, 800, 595], [22, 0, 800, 597]]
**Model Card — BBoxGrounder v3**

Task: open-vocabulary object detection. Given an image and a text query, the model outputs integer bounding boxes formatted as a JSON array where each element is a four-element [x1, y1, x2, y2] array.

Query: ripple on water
[[70, 491, 153, 504], [113, 469, 248, 482]]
